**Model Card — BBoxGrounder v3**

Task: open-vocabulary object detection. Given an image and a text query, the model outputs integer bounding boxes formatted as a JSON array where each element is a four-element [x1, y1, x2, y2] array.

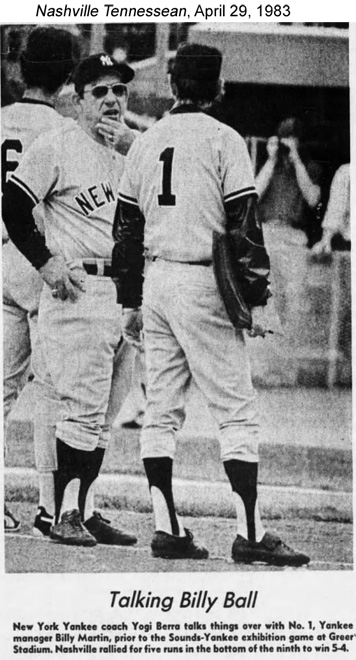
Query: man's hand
[[96, 117, 137, 155], [247, 306, 270, 338], [280, 136, 300, 165], [39, 256, 86, 302], [122, 308, 143, 349], [266, 136, 279, 163], [311, 234, 333, 262]]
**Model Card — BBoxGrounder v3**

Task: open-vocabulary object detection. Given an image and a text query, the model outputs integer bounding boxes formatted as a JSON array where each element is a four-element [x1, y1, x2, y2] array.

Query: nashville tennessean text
[[36, 4, 188, 17]]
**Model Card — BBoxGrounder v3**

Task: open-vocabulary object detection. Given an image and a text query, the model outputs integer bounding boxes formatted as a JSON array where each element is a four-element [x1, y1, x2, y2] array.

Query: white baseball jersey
[[11, 122, 125, 261], [119, 108, 256, 262], [2, 101, 68, 179], [2, 101, 70, 238]]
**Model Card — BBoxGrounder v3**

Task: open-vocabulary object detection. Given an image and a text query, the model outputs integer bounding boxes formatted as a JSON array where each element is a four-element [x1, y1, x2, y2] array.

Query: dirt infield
[[5, 503, 353, 573]]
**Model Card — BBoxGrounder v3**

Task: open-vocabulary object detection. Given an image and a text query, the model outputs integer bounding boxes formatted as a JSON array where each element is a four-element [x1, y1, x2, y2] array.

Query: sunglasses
[[84, 83, 128, 99]]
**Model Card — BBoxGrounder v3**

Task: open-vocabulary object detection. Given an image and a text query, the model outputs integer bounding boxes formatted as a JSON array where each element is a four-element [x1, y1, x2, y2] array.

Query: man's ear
[[170, 80, 178, 100], [72, 92, 82, 109], [218, 78, 225, 96]]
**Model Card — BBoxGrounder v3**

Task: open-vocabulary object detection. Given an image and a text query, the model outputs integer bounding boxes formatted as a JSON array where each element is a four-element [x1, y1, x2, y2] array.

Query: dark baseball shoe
[[85, 511, 137, 546], [232, 531, 310, 567], [33, 506, 54, 537], [151, 528, 209, 559], [50, 509, 97, 547], [4, 504, 20, 533]]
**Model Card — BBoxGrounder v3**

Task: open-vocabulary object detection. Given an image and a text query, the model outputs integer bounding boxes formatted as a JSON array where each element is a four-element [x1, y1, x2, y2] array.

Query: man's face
[[75, 73, 128, 139]]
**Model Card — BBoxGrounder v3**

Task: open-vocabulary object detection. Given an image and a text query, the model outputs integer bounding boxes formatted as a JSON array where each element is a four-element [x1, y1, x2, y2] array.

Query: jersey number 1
[[158, 147, 176, 206]]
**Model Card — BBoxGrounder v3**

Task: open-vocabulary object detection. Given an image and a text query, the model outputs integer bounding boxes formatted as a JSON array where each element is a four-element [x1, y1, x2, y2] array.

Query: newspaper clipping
[[1, 2, 354, 658]]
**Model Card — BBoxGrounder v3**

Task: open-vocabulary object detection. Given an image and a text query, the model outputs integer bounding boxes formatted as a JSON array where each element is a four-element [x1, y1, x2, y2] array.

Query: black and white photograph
[[0, 10, 354, 659]]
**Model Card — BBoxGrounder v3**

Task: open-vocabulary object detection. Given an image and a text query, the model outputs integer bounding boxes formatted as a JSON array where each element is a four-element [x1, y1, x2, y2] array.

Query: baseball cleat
[[33, 506, 54, 537], [121, 419, 143, 429], [232, 531, 310, 567], [84, 511, 137, 546], [4, 504, 21, 533], [50, 509, 97, 547], [151, 528, 209, 559]]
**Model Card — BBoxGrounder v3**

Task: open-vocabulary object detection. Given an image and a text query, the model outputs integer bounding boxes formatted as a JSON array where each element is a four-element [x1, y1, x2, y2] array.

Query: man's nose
[[104, 88, 118, 103]]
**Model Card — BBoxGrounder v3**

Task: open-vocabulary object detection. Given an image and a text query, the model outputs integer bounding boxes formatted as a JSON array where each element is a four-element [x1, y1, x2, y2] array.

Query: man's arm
[[2, 179, 52, 268], [312, 165, 349, 255], [112, 199, 145, 308], [2, 179, 85, 301], [281, 137, 321, 208], [225, 193, 271, 308], [255, 136, 279, 199]]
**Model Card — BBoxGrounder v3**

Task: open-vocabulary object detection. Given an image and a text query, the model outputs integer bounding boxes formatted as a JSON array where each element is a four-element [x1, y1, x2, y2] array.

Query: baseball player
[[2, 53, 138, 547], [2, 26, 78, 532], [113, 43, 310, 566]]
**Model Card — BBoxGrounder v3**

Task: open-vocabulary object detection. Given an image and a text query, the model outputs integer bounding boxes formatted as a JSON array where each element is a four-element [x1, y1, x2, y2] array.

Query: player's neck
[[23, 89, 57, 107], [173, 99, 212, 111]]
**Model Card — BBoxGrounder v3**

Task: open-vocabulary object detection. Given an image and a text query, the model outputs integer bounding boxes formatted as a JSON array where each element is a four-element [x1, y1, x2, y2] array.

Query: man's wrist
[[35, 249, 53, 271]]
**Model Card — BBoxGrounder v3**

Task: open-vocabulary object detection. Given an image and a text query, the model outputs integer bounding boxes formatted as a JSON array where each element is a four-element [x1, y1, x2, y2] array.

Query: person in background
[[255, 118, 322, 327], [256, 117, 322, 247], [312, 163, 350, 257]]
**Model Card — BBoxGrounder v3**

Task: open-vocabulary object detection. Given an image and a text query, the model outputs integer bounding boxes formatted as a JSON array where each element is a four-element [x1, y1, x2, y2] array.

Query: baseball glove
[[213, 228, 271, 329], [212, 230, 252, 329]]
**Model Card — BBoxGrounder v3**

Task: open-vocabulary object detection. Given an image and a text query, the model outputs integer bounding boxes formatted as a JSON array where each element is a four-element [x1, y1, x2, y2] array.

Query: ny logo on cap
[[100, 55, 113, 67]]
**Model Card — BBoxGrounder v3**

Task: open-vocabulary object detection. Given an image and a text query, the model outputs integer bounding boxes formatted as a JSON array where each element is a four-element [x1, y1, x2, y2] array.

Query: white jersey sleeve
[[220, 129, 256, 205], [118, 135, 143, 208], [10, 131, 61, 205]]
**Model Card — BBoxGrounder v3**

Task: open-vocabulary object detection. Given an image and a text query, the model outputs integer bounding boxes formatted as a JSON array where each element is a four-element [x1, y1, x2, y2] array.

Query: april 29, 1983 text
[[194, 3, 291, 18]]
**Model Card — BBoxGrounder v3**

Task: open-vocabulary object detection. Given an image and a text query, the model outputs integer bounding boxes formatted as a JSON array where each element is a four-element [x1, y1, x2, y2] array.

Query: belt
[[82, 260, 113, 277], [150, 256, 212, 267]]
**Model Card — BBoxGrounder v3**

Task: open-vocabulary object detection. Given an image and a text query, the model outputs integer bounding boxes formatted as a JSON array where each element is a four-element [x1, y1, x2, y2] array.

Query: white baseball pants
[[141, 259, 260, 463], [38, 272, 134, 452]]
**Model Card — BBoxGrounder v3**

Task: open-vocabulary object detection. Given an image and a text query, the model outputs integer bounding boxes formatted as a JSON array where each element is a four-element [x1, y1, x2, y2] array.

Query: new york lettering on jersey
[[10, 123, 124, 260]]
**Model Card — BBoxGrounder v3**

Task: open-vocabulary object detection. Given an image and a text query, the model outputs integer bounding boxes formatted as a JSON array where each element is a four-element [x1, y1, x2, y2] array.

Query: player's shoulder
[[22, 116, 77, 157], [1, 101, 16, 117], [209, 116, 245, 142], [124, 126, 151, 157], [1, 102, 26, 128], [188, 110, 246, 142], [203, 115, 248, 155], [39, 116, 76, 141]]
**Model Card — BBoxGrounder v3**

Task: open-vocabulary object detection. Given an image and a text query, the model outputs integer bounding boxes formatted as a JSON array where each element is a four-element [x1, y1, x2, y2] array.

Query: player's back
[[2, 102, 68, 186], [121, 110, 254, 262], [2, 101, 71, 241]]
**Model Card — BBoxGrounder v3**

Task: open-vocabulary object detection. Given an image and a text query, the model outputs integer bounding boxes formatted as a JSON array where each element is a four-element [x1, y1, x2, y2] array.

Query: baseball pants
[[141, 259, 260, 463], [2, 241, 43, 437], [37, 269, 134, 452]]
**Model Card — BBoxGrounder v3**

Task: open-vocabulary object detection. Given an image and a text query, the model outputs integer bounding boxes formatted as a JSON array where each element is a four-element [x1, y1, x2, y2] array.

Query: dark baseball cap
[[72, 53, 135, 94], [171, 43, 222, 82], [20, 27, 79, 93]]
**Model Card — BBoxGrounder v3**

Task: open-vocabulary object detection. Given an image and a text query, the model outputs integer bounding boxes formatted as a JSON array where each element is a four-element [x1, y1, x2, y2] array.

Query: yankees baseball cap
[[72, 53, 135, 94], [171, 43, 222, 82]]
